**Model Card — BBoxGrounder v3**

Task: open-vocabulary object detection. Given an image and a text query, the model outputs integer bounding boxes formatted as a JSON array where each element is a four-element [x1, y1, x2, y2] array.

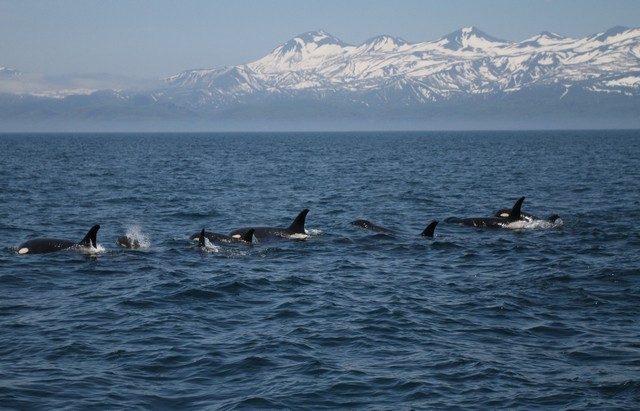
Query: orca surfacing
[[446, 197, 526, 229], [229, 209, 309, 241], [18, 225, 101, 254], [116, 235, 140, 249], [190, 228, 256, 244], [351, 219, 438, 238]]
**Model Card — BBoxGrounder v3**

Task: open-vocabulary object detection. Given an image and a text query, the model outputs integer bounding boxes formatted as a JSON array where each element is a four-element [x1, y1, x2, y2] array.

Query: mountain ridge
[[1, 26, 639, 130], [164, 26, 640, 98]]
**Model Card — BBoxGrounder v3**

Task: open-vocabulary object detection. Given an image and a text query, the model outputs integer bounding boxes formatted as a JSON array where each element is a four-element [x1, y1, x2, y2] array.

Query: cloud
[[0, 70, 162, 94]]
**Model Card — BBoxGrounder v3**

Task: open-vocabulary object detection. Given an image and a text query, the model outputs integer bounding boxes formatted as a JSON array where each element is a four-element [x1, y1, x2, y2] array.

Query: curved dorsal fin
[[420, 220, 438, 238], [241, 228, 256, 243], [78, 224, 100, 248], [287, 209, 309, 234], [508, 197, 525, 221]]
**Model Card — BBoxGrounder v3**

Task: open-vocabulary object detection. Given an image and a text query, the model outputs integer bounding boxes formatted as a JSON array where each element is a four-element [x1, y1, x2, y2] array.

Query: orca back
[[351, 219, 397, 234], [18, 238, 76, 254]]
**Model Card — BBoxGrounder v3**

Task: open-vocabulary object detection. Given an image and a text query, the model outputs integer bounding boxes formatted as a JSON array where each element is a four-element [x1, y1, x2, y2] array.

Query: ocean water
[[1, 130, 639, 410]]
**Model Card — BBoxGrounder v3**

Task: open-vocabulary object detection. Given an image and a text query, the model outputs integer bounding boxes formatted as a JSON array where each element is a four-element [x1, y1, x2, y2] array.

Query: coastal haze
[[1, 26, 639, 131]]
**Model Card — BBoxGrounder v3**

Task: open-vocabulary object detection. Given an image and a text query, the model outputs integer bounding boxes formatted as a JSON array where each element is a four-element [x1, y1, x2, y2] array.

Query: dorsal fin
[[508, 197, 525, 221], [420, 220, 438, 238], [241, 228, 255, 243], [287, 209, 309, 234], [198, 228, 206, 247], [78, 224, 100, 248]]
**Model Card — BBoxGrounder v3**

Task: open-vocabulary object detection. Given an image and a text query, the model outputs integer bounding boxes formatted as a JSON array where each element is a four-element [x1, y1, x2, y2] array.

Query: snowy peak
[[296, 30, 349, 47], [519, 31, 568, 47], [277, 30, 349, 55], [251, 30, 351, 72], [359, 35, 408, 53], [437, 26, 507, 51], [591, 26, 633, 43]]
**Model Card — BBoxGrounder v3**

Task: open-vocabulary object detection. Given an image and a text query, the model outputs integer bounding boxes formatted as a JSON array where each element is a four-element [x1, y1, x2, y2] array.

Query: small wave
[[595, 379, 640, 396], [169, 288, 224, 300], [526, 323, 581, 337], [431, 241, 464, 250]]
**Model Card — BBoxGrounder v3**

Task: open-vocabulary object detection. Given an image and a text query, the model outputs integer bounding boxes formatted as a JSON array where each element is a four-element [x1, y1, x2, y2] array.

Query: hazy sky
[[2, 0, 639, 79]]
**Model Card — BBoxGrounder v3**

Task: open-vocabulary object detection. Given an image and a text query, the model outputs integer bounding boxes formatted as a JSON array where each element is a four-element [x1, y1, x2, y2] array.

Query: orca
[[351, 219, 397, 234], [494, 208, 561, 224], [446, 197, 525, 228], [229, 209, 309, 241], [17, 224, 100, 254], [351, 219, 439, 238], [116, 235, 140, 249], [190, 228, 255, 244]]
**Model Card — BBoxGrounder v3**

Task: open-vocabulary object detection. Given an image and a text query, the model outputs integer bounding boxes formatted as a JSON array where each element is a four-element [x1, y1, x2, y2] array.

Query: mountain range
[[2, 26, 639, 131]]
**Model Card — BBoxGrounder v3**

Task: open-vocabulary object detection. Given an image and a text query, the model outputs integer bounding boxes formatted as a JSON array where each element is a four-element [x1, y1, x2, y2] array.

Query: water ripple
[[1, 131, 639, 410]]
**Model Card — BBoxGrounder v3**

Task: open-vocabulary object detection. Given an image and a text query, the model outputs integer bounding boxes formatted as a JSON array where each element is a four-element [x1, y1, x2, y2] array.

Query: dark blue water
[[1, 130, 639, 410]]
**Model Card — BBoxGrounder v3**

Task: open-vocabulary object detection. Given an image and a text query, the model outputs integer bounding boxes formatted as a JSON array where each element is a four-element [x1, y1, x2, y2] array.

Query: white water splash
[[201, 237, 221, 253], [505, 218, 563, 230], [306, 228, 323, 236], [78, 243, 107, 255], [124, 225, 151, 249]]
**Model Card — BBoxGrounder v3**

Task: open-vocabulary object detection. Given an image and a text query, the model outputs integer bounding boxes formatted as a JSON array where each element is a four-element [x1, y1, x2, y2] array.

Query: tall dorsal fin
[[241, 228, 256, 243], [78, 224, 100, 248], [508, 197, 525, 221], [198, 228, 206, 247], [287, 209, 309, 234], [420, 220, 438, 238]]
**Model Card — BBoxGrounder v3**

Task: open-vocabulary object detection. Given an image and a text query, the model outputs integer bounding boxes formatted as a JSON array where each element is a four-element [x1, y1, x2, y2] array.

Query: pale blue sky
[[1, 0, 639, 79]]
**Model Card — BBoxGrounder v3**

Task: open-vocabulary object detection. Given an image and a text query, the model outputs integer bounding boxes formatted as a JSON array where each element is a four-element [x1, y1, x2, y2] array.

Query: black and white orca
[[229, 209, 309, 241], [446, 196, 526, 228], [351, 219, 438, 238], [190, 228, 255, 244], [17, 224, 100, 254], [116, 235, 140, 249]]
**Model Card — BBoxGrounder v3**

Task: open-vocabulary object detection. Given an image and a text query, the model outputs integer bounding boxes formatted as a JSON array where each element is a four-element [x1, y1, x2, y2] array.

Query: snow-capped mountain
[[163, 25, 640, 105], [1, 26, 639, 130]]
